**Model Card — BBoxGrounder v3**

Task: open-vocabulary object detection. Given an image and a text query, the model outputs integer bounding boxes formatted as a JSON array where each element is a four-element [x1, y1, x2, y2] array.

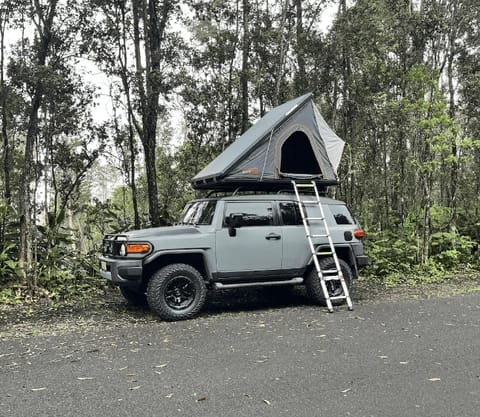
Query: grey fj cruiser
[[99, 193, 370, 321]]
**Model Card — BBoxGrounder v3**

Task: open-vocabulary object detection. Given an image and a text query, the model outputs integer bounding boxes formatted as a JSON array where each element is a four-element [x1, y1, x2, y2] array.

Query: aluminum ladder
[[292, 180, 353, 312]]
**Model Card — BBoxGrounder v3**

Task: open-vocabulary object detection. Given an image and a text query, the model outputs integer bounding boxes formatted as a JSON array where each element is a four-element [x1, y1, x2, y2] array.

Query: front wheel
[[305, 257, 353, 306], [147, 263, 207, 321]]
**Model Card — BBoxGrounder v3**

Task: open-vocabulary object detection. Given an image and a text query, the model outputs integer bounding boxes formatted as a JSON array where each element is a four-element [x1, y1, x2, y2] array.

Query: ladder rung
[[308, 234, 328, 238], [305, 217, 325, 221], [295, 183, 315, 188], [316, 251, 332, 255], [322, 276, 341, 281], [321, 269, 338, 274], [329, 295, 348, 300], [302, 200, 319, 204]]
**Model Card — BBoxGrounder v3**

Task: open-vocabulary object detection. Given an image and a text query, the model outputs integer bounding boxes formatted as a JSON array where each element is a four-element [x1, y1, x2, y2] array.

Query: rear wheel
[[147, 263, 207, 321], [305, 257, 353, 306]]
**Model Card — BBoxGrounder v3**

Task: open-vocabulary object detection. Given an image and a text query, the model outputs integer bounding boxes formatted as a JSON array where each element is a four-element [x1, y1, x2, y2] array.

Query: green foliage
[[0, 286, 27, 305], [430, 232, 477, 269], [0, 244, 21, 286], [365, 221, 478, 287], [30, 201, 110, 300]]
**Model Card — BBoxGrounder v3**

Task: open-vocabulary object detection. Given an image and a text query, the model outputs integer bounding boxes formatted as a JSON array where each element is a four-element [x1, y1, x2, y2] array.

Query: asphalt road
[[1, 293, 479, 417]]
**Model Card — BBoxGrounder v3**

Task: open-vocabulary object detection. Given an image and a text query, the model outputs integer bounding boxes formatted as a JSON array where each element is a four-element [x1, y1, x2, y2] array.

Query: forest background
[[0, 0, 479, 302]]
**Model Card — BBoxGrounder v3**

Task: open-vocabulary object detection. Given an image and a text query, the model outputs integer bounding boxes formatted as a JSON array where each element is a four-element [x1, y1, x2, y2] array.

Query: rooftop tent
[[191, 93, 345, 191]]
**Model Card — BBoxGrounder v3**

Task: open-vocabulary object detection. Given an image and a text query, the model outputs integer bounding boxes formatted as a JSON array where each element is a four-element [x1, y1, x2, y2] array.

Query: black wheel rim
[[325, 266, 345, 297], [165, 276, 195, 310], [326, 280, 343, 297]]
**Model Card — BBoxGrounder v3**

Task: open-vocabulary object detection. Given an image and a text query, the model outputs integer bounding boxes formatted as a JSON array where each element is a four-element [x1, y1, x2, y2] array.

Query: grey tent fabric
[[191, 93, 344, 191]]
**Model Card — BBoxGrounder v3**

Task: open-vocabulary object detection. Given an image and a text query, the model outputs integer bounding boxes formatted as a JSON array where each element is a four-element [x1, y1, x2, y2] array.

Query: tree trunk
[[0, 9, 11, 205], [273, 0, 289, 106], [422, 172, 432, 263], [446, 1, 458, 234], [127, 113, 140, 229], [240, 0, 250, 133], [295, 0, 306, 94], [131, 0, 172, 227], [19, 0, 58, 293], [117, 1, 141, 229], [0, 9, 10, 249]]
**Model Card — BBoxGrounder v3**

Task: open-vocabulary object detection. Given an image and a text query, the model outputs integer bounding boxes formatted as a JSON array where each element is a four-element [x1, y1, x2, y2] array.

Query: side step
[[213, 277, 303, 290]]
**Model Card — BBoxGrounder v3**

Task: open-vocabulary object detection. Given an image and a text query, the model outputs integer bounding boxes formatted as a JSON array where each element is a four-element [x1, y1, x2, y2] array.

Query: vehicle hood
[[125, 225, 201, 240]]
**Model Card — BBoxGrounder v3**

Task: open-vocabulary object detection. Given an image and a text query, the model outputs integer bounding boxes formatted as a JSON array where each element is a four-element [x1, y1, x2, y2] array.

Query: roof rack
[[202, 182, 329, 198]]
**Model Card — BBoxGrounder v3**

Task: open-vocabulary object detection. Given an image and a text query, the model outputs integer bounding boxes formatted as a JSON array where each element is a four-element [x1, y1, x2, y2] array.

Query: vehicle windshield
[[179, 200, 217, 225]]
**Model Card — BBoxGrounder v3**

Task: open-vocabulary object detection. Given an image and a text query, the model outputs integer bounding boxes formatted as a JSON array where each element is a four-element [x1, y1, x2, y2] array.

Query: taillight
[[353, 229, 365, 239]]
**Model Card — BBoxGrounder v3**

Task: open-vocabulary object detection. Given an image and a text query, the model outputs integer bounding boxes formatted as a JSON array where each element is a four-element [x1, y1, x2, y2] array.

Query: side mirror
[[227, 213, 243, 237]]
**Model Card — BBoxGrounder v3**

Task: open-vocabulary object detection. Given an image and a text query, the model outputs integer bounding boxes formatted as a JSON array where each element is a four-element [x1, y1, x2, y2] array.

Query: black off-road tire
[[147, 263, 207, 321], [305, 257, 353, 306], [119, 287, 148, 307]]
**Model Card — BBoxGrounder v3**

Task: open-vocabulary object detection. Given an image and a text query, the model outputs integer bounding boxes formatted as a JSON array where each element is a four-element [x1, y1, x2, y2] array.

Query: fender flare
[[143, 249, 213, 280]]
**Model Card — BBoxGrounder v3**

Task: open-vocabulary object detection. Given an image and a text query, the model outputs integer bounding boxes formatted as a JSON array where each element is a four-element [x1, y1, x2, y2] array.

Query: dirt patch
[[1, 273, 479, 339]]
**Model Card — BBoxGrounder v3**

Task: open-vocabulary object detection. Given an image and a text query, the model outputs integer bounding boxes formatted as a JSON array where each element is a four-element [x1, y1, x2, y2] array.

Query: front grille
[[102, 234, 128, 256]]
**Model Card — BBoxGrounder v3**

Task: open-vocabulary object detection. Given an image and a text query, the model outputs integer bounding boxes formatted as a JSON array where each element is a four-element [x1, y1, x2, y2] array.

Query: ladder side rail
[[292, 185, 322, 264], [292, 181, 334, 312], [292, 182, 322, 270], [311, 181, 354, 311], [311, 182, 344, 280]]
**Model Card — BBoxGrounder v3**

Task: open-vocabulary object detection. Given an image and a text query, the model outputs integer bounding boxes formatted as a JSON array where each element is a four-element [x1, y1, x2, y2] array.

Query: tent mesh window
[[280, 131, 321, 175]]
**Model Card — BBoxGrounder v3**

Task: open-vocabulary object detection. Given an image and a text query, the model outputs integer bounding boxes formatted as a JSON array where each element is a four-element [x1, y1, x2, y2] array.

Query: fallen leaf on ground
[[263, 399, 272, 406], [155, 363, 168, 368]]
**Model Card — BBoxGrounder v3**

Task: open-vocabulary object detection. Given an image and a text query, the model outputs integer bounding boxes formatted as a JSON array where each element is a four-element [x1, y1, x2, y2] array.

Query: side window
[[330, 205, 353, 225], [179, 200, 217, 225], [279, 202, 302, 225], [194, 200, 217, 225], [223, 202, 274, 227]]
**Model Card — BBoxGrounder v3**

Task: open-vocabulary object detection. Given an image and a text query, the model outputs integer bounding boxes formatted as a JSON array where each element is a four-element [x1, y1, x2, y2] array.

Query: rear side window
[[330, 205, 353, 225], [279, 202, 302, 225]]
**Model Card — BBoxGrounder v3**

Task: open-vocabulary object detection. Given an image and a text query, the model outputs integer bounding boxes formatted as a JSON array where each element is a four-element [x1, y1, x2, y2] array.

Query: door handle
[[265, 233, 281, 240]]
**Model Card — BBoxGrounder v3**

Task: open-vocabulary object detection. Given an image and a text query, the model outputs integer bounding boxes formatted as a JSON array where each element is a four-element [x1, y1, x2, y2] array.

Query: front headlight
[[119, 243, 127, 256]]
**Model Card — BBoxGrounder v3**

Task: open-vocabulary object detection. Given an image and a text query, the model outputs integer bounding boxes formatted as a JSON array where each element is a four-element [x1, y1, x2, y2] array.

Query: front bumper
[[99, 256, 143, 287]]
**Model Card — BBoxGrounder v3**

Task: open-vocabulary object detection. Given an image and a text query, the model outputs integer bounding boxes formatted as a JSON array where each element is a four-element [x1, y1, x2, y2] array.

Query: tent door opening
[[279, 131, 321, 177]]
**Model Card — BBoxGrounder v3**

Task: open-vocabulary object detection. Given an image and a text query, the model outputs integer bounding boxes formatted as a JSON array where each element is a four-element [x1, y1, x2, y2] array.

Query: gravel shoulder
[[1, 272, 480, 339]]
